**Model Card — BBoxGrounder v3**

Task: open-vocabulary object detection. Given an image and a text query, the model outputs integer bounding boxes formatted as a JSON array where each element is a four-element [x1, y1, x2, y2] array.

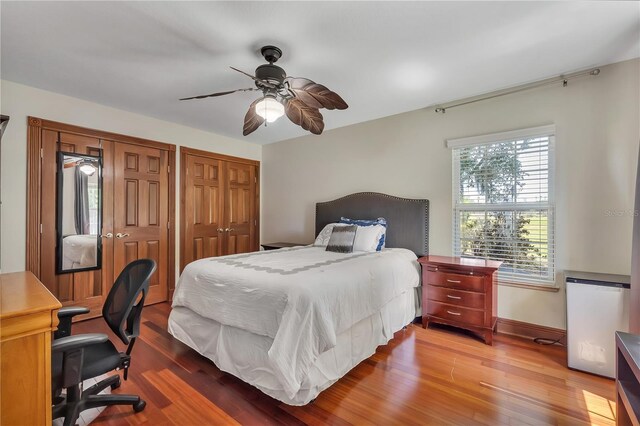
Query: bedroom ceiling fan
[[179, 46, 348, 136]]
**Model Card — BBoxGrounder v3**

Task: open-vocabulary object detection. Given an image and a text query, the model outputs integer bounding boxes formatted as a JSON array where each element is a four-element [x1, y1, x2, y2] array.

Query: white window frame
[[447, 125, 556, 287]]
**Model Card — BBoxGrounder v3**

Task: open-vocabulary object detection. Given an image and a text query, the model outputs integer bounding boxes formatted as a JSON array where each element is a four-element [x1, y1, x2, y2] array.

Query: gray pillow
[[325, 224, 357, 253]]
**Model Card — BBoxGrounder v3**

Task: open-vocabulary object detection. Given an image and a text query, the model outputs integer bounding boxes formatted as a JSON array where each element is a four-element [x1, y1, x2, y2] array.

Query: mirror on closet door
[[56, 151, 103, 274]]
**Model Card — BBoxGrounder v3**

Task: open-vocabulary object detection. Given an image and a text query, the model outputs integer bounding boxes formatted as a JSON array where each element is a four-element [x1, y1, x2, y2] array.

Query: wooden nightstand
[[261, 242, 306, 250], [419, 255, 502, 345]]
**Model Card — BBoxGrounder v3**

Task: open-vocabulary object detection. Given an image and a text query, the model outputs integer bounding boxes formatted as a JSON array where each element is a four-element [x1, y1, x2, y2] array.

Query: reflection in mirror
[[56, 151, 102, 274]]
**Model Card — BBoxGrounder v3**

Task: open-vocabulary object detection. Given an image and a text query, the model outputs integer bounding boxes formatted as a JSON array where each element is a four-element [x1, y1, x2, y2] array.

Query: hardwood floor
[[75, 303, 616, 425]]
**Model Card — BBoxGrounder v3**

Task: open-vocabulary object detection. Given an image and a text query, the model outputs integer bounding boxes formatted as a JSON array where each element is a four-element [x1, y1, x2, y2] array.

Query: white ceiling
[[2, 2, 639, 144]]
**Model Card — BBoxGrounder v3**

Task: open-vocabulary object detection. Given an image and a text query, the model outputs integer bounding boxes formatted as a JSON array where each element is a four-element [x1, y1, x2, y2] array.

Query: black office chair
[[52, 259, 156, 426]]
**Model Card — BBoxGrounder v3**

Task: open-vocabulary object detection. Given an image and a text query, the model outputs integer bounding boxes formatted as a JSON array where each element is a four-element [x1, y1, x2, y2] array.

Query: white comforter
[[172, 246, 420, 398]]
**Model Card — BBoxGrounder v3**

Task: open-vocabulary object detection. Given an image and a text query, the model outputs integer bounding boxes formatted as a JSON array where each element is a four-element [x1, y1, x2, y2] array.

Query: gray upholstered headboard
[[315, 192, 429, 256]]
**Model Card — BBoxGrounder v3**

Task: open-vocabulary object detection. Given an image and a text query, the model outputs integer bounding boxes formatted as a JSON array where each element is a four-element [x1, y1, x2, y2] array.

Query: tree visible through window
[[452, 129, 555, 285]]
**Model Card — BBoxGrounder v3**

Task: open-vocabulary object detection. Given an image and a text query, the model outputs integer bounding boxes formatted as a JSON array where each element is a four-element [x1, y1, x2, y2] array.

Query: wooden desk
[[1, 271, 61, 426]]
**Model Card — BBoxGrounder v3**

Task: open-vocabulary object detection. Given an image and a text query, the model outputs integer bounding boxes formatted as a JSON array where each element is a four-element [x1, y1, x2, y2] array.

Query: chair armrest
[[52, 333, 108, 354], [58, 306, 90, 319], [55, 307, 91, 340]]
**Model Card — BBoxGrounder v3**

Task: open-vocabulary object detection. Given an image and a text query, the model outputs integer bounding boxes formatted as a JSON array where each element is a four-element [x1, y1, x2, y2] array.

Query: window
[[448, 125, 555, 286], [87, 182, 100, 235]]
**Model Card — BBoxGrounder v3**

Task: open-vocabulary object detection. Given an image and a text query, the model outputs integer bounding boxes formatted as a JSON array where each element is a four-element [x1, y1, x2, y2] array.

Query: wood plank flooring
[[74, 303, 616, 425]]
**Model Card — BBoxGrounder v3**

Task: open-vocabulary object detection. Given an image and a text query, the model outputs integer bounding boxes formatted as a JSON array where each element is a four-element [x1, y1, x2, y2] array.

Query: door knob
[[115, 233, 130, 239], [225, 228, 235, 232], [100, 233, 113, 238], [217, 228, 224, 233]]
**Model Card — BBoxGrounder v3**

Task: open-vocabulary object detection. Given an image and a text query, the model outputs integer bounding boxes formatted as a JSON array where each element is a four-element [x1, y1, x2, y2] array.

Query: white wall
[[0, 80, 262, 277], [262, 58, 640, 329]]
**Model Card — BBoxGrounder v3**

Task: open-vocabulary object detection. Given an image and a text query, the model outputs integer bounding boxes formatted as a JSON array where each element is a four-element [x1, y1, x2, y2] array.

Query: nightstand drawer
[[427, 285, 484, 309], [427, 301, 485, 327], [426, 269, 485, 292]]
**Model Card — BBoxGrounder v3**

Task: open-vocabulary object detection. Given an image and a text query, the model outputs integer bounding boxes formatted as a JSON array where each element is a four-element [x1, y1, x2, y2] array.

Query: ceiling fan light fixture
[[180, 45, 348, 136], [255, 95, 284, 123]]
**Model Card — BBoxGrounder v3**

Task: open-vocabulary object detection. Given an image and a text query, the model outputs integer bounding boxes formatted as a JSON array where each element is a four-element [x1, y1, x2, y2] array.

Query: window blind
[[451, 127, 555, 286]]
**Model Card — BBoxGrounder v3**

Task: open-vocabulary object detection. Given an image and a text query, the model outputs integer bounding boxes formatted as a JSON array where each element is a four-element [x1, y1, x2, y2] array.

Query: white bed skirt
[[168, 289, 417, 405]]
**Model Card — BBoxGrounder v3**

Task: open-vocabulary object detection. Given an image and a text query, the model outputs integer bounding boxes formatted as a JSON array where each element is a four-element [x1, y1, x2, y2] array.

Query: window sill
[[498, 280, 559, 292]]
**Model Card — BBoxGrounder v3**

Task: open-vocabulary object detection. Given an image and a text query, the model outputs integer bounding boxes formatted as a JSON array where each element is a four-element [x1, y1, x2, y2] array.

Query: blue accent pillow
[[339, 217, 387, 251]]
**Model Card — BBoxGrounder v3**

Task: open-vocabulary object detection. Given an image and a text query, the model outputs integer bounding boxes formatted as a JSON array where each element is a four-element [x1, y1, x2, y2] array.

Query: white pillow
[[314, 223, 346, 246], [314, 223, 385, 252], [353, 224, 385, 252]]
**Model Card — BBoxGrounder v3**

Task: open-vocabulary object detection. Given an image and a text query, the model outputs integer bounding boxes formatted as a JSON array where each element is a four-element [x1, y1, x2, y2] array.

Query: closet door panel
[[181, 154, 223, 269], [40, 129, 61, 297], [27, 117, 176, 319], [114, 143, 168, 305], [225, 162, 256, 255], [40, 132, 113, 319], [100, 141, 115, 308]]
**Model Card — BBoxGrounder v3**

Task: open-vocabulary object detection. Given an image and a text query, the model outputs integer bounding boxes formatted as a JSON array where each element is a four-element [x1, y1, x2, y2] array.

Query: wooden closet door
[[182, 154, 224, 269], [224, 161, 256, 255], [40, 132, 113, 319], [113, 143, 169, 305]]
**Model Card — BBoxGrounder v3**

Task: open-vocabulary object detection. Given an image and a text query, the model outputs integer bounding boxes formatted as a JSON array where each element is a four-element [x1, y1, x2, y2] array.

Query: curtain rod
[[433, 67, 601, 114]]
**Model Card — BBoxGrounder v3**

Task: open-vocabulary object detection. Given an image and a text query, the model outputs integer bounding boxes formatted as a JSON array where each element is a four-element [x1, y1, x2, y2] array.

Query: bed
[[168, 192, 429, 405]]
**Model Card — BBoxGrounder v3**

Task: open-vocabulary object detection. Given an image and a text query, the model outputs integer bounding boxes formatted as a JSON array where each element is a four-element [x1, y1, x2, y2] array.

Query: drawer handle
[[446, 310, 462, 316], [446, 294, 462, 300], [446, 279, 461, 283]]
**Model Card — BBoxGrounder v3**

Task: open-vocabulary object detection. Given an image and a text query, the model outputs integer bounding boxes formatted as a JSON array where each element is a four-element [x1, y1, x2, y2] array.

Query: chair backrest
[[102, 259, 156, 346]]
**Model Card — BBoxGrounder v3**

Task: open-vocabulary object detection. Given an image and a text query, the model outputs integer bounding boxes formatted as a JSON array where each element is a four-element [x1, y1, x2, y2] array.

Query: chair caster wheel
[[133, 399, 146, 413], [111, 379, 121, 390]]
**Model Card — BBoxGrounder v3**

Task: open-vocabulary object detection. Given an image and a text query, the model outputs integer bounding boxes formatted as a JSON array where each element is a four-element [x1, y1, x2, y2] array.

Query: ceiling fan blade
[[285, 77, 348, 110], [285, 77, 322, 108], [243, 98, 265, 136], [230, 66, 277, 89], [179, 88, 257, 101], [305, 84, 349, 110], [285, 98, 324, 135]]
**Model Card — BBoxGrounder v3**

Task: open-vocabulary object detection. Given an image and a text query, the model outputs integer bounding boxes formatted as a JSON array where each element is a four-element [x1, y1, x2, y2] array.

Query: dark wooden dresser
[[419, 256, 502, 345]]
